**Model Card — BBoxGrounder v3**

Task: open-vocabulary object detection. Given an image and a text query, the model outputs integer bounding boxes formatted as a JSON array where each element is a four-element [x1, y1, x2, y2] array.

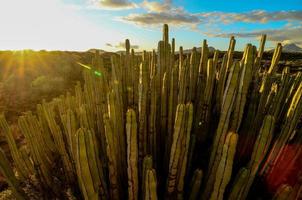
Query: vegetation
[[0, 24, 301, 199]]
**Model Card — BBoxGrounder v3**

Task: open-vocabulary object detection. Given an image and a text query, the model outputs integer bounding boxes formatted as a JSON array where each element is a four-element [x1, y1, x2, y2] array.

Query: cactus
[[215, 37, 236, 113], [188, 169, 203, 200], [262, 82, 302, 176], [165, 67, 179, 169], [75, 128, 107, 199], [228, 168, 249, 200], [229, 115, 275, 200], [194, 58, 216, 142], [273, 184, 293, 200], [0, 148, 26, 200], [142, 156, 153, 198], [0, 114, 33, 180], [138, 59, 149, 171], [42, 102, 75, 183], [209, 132, 238, 200], [0, 23, 299, 200], [18, 113, 53, 186], [149, 72, 159, 165], [127, 109, 139, 200], [204, 61, 240, 200], [144, 169, 158, 200], [166, 103, 193, 198], [103, 113, 120, 200], [189, 47, 199, 102], [229, 44, 254, 132]]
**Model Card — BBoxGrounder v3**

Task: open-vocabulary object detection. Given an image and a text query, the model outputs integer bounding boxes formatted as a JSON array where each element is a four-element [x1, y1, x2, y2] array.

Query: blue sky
[[0, 0, 301, 51]]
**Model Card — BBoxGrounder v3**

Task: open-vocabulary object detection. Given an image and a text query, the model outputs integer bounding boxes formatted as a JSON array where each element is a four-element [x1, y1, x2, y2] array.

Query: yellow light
[[77, 62, 92, 70]]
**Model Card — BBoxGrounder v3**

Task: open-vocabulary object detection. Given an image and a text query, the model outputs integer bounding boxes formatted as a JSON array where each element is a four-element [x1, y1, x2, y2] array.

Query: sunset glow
[[1, 0, 301, 51]]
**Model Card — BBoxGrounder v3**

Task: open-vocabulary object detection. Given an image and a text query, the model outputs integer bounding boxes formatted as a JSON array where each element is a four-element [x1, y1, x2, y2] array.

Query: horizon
[[1, 0, 301, 51]]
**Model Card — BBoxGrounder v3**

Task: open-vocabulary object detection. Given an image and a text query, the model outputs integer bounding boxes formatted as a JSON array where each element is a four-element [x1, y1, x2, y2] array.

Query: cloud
[[106, 42, 139, 49], [141, 0, 172, 13], [120, 0, 200, 27], [89, 0, 137, 10], [204, 11, 302, 46], [204, 26, 302, 46], [121, 7, 302, 28], [122, 11, 200, 27], [198, 10, 302, 24], [118, 3, 302, 47]]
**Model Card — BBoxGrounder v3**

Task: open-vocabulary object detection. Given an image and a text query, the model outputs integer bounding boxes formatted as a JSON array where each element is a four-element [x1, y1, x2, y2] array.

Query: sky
[[0, 0, 301, 51]]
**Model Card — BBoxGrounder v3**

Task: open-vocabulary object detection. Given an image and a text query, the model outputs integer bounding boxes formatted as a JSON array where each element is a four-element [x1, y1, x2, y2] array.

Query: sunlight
[[0, 0, 124, 51], [77, 62, 103, 77]]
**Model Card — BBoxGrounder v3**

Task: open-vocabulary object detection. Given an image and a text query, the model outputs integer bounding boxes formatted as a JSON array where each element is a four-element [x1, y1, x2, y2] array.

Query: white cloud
[[121, 7, 302, 28], [121, 11, 200, 27], [120, 6, 302, 45], [198, 10, 302, 24], [141, 0, 172, 13], [120, 0, 200, 27]]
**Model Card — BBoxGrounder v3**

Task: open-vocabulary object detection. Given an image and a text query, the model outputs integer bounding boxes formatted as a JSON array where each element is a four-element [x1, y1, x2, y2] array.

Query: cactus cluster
[[0, 24, 302, 200]]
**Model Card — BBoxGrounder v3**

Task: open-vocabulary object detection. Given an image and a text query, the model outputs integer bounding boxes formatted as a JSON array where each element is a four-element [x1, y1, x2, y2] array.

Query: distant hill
[[181, 46, 216, 54], [269, 43, 302, 53], [282, 43, 302, 53], [87, 49, 106, 54]]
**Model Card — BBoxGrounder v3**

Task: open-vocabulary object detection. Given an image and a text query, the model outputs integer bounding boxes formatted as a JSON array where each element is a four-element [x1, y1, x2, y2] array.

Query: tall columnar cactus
[[138, 59, 149, 171], [194, 58, 216, 142], [36, 104, 56, 154], [209, 132, 238, 200], [142, 156, 153, 198], [18, 113, 53, 186], [189, 47, 199, 102], [230, 44, 254, 132], [188, 169, 203, 200], [215, 37, 236, 113], [0, 147, 26, 200], [254, 43, 282, 131], [144, 169, 158, 200], [125, 39, 135, 108], [103, 113, 120, 200], [166, 103, 193, 199], [176, 103, 193, 199], [262, 82, 302, 176], [0, 114, 33, 180], [203, 61, 240, 200], [127, 109, 139, 200], [165, 66, 179, 172], [160, 72, 168, 164], [149, 72, 159, 165], [228, 168, 249, 200], [268, 70, 293, 119], [42, 102, 75, 183], [75, 128, 108, 200], [229, 115, 275, 200], [215, 54, 228, 112], [177, 52, 189, 104]]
